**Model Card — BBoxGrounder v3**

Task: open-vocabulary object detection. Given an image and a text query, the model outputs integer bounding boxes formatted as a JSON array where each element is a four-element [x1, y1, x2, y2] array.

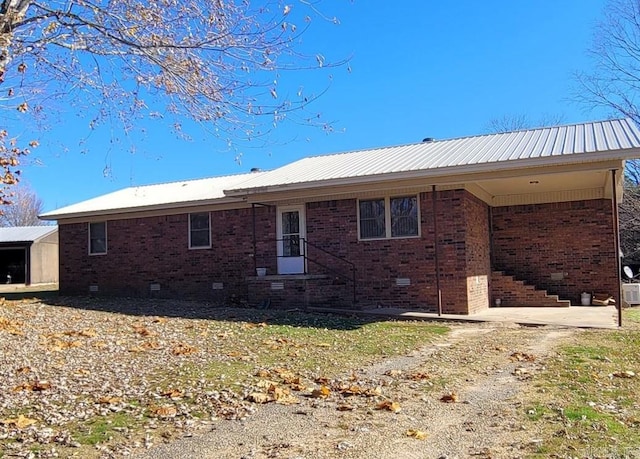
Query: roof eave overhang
[[39, 196, 247, 222], [223, 148, 639, 198]]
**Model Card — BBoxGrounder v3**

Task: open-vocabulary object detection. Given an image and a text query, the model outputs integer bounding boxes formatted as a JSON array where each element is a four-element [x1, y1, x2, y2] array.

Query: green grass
[[74, 412, 139, 446], [526, 309, 640, 455]]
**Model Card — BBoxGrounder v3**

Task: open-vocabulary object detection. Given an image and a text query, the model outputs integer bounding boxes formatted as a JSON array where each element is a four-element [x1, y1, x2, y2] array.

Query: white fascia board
[[39, 197, 247, 221]]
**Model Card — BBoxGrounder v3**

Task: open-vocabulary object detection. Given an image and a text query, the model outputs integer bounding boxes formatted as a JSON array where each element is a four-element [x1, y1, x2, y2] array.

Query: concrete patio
[[312, 305, 621, 329]]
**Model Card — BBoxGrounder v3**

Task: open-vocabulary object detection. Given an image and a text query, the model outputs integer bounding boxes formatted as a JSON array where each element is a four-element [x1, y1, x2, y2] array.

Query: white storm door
[[277, 205, 306, 274]]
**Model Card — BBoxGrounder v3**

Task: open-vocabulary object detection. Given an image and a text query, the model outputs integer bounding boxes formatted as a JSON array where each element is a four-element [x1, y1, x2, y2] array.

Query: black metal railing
[[273, 238, 357, 306]]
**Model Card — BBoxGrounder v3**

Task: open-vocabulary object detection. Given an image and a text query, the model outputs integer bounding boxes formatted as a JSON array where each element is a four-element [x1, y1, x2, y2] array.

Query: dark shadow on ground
[[1, 289, 60, 301], [39, 296, 391, 331]]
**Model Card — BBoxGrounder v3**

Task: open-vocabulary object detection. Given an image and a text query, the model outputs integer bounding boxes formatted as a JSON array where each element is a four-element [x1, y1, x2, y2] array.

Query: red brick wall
[[491, 199, 618, 305], [305, 190, 488, 313], [59, 190, 492, 314], [464, 194, 491, 313], [59, 206, 277, 302]]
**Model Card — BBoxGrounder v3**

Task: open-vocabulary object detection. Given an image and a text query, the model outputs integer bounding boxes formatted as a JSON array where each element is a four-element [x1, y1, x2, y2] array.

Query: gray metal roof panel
[[227, 118, 640, 193], [40, 172, 264, 219], [0, 226, 57, 243]]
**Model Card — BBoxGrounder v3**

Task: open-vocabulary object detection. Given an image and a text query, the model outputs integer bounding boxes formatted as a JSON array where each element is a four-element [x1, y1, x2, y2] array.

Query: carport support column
[[611, 169, 622, 328], [432, 185, 442, 316]]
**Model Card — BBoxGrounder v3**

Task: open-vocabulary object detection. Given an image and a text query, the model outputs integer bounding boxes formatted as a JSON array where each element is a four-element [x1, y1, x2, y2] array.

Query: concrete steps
[[491, 271, 571, 307]]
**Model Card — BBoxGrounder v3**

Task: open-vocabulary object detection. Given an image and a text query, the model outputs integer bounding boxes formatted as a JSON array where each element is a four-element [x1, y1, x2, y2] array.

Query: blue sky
[[14, 0, 612, 212]]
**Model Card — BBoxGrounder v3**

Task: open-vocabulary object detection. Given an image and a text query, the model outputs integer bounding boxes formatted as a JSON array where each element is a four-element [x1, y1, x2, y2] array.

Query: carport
[[0, 226, 59, 285]]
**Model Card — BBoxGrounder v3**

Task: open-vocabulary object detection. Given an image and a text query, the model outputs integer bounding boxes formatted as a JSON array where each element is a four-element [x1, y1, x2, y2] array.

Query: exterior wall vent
[[271, 282, 284, 290], [150, 283, 161, 291], [396, 278, 411, 286], [89, 285, 99, 292], [212, 282, 224, 290]]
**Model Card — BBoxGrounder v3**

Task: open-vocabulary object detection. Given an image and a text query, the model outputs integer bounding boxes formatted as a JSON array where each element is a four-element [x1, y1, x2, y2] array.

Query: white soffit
[[226, 118, 640, 194]]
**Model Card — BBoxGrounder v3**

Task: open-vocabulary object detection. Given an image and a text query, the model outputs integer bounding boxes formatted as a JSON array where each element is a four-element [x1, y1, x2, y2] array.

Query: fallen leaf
[[440, 392, 458, 403], [337, 404, 355, 411], [15, 366, 31, 375], [142, 341, 162, 350], [384, 369, 403, 377], [98, 396, 122, 405], [132, 325, 154, 337], [172, 343, 198, 356], [161, 389, 184, 399], [247, 392, 270, 404], [407, 372, 431, 381], [150, 405, 178, 417], [376, 400, 401, 412], [255, 369, 271, 378], [510, 352, 536, 362], [364, 386, 383, 397], [406, 429, 427, 440], [0, 414, 37, 429], [612, 370, 636, 378], [311, 386, 331, 398]]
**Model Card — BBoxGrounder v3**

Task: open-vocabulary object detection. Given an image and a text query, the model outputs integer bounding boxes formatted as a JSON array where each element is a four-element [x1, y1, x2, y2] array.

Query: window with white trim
[[189, 212, 211, 248], [89, 222, 107, 255], [358, 196, 419, 239]]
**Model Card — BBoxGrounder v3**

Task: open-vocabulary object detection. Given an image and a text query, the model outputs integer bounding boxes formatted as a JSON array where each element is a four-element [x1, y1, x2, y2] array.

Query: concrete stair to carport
[[491, 271, 571, 307]]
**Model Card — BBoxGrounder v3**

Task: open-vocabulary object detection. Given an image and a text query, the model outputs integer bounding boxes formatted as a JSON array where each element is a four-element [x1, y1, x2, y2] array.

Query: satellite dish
[[623, 266, 634, 279]]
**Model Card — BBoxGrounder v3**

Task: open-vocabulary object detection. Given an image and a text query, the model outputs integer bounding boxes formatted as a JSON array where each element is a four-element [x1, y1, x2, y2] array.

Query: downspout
[[611, 169, 622, 328], [432, 185, 442, 316], [252, 203, 257, 275]]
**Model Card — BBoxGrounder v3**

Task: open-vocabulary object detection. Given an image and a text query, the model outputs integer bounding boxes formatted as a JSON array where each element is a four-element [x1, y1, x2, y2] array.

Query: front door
[[277, 205, 306, 274]]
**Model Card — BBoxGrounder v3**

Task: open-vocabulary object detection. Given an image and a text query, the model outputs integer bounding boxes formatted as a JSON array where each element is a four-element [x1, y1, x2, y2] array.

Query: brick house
[[40, 119, 640, 314]]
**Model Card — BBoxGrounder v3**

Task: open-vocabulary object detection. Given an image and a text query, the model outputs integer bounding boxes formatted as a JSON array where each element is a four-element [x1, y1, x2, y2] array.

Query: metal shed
[[0, 226, 58, 285]]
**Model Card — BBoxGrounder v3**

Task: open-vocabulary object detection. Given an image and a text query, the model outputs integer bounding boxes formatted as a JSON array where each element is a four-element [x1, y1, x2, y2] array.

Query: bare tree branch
[[0, 0, 347, 200], [0, 183, 44, 226]]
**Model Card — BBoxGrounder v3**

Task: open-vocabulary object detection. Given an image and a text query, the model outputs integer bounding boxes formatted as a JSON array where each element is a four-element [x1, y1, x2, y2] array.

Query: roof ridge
[[118, 170, 266, 191]]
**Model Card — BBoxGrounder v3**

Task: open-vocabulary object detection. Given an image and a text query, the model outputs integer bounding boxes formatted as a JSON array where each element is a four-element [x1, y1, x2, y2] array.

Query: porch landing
[[309, 305, 620, 329]]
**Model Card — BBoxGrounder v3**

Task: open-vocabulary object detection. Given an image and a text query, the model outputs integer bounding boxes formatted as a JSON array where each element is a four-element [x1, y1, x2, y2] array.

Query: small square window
[[89, 222, 107, 255], [189, 212, 211, 248]]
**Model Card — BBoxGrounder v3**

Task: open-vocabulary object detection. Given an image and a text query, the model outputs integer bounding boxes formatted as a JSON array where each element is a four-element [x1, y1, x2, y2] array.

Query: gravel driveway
[[141, 323, 574, 459]]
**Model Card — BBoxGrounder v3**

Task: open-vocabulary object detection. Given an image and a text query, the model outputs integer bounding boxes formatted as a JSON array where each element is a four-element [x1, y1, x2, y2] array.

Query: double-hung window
[[358, 195, 419, 240], [189, 212, 211, 249], [89, 222, 107, 255]]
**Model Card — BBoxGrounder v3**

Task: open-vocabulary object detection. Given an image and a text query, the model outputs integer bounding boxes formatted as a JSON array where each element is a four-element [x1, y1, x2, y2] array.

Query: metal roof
[[40, 172, 264, 220], [226, 118, 640, 194], [0, 226, 57, 243], [40, 119, 640, 220]]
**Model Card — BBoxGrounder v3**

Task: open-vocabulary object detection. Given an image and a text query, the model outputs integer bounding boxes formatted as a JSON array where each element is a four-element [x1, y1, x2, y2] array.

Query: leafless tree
[[0, 184, 44, 226], [575, 0, 640, 185], [0, 0, 344, 200], [486, 113, 566, 133], [621, 182, 640, 264]]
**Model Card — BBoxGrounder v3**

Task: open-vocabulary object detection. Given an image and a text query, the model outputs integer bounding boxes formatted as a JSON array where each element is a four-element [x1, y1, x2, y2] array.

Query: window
[[89, 222, 107, 255], [189, 212, 211, 248], [390, 196, 419, 237], [281, 211, 301, 257], [358, 196, 419, 239]]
